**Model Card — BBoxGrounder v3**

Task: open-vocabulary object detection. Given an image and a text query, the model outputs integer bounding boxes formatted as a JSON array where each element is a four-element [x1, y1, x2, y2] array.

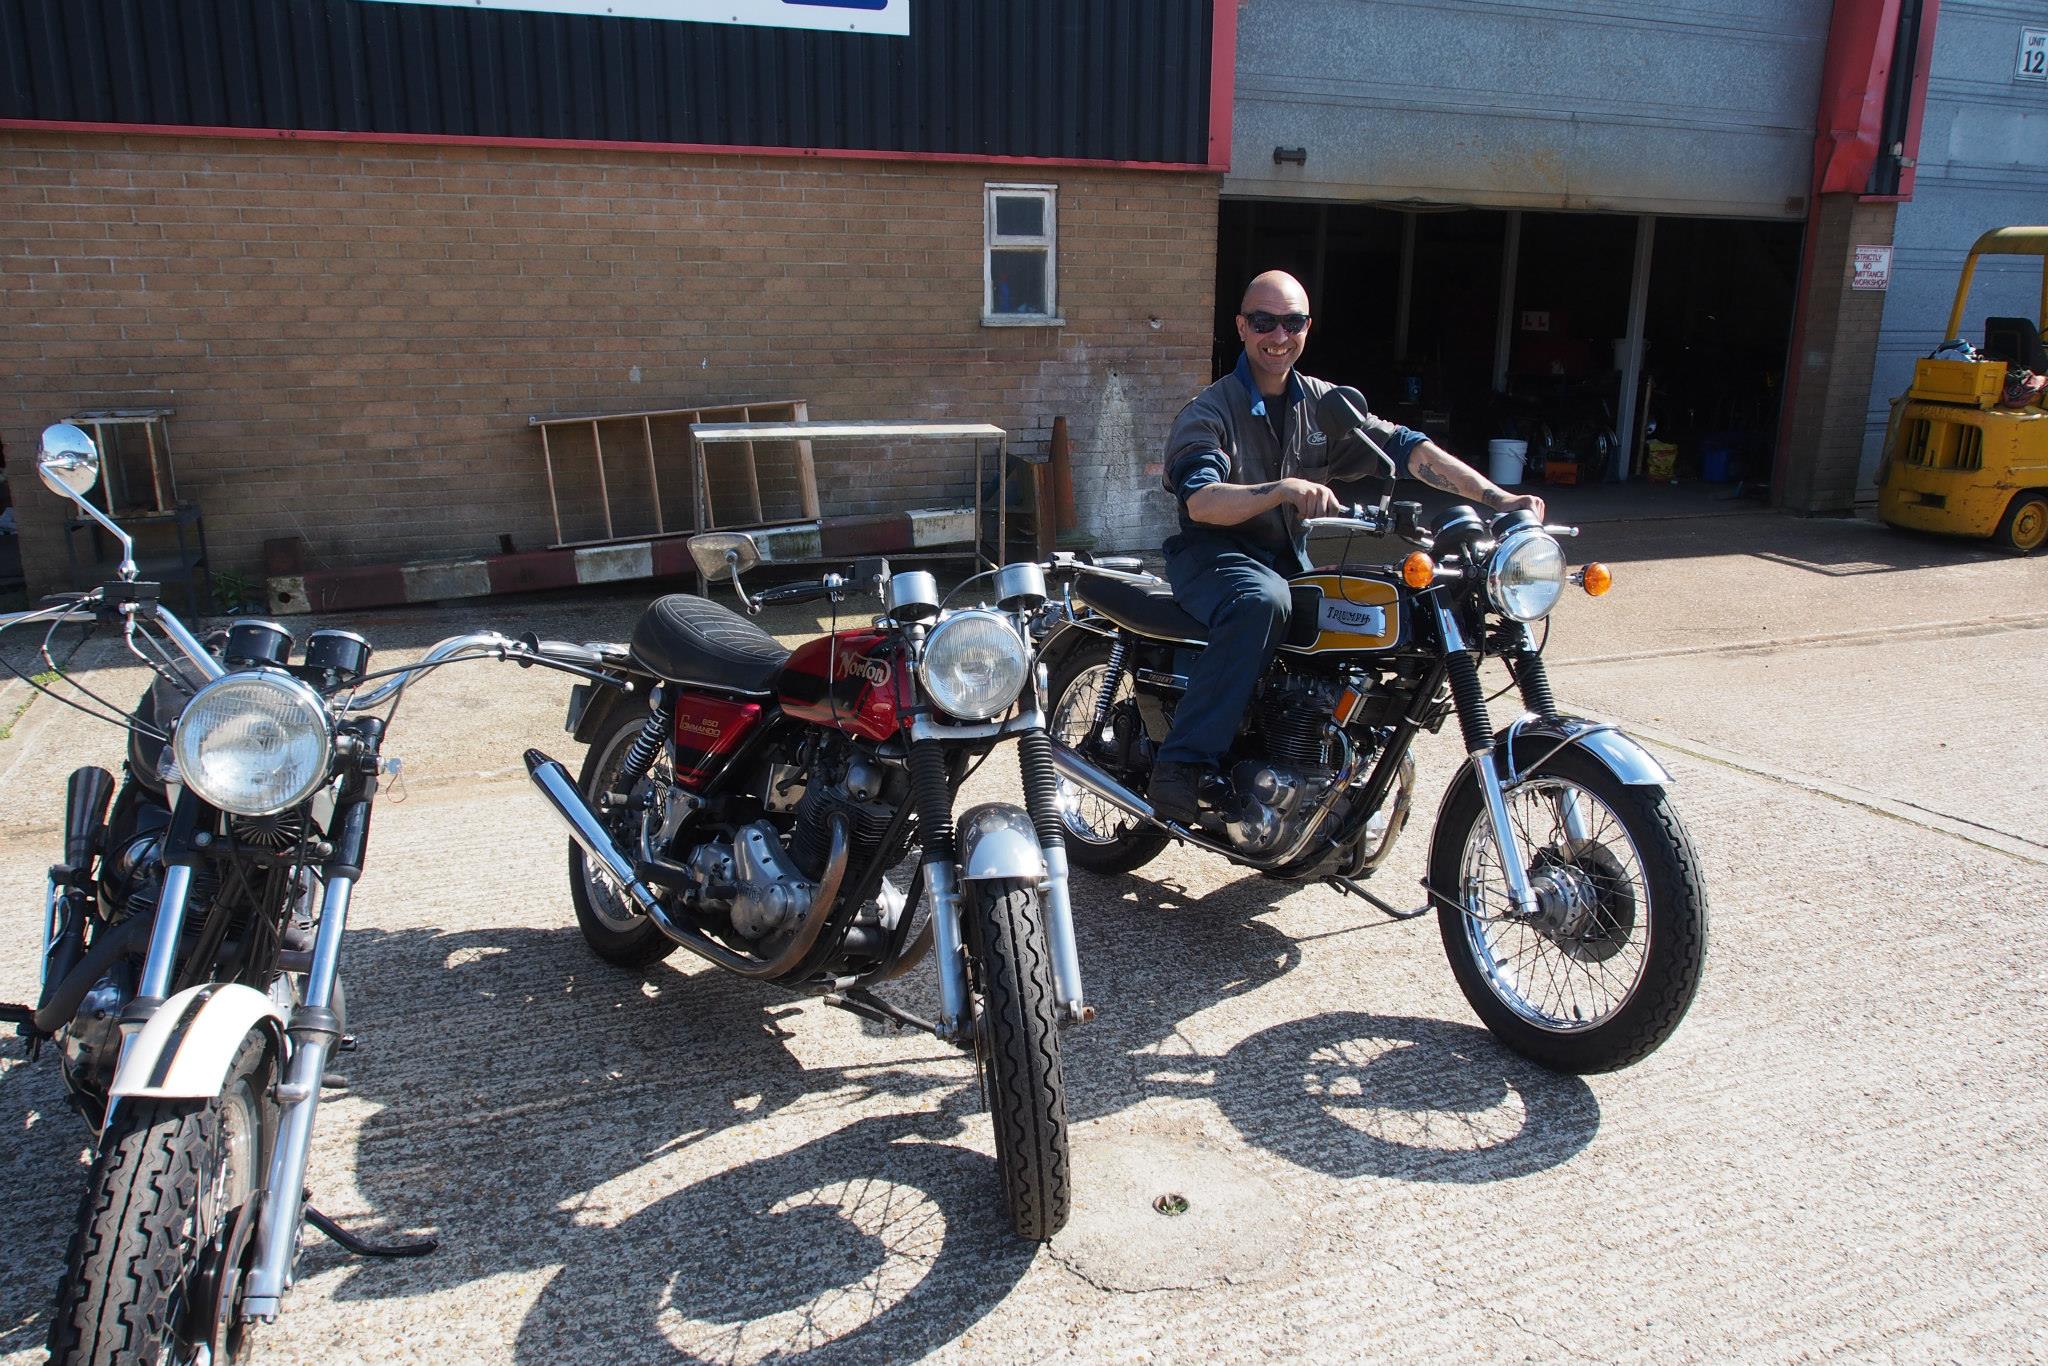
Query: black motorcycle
[[1032, 389, 1707, 1073], [4, 424, 613, 1365]]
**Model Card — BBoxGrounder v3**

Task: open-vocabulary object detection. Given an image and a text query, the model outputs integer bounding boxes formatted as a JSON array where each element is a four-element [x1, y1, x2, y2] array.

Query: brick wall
[[1, 132, 1218, 596], [1778, 195, 1898, 514]]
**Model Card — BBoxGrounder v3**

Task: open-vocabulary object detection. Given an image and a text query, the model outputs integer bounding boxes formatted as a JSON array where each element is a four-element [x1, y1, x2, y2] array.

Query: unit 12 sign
[[2021, 28, 2047, 83]]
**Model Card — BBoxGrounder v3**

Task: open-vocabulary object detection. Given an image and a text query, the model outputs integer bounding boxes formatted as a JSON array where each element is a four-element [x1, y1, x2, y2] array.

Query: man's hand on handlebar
[[1276, 477, 1342, 518], [1496, 492, 1546, 521]]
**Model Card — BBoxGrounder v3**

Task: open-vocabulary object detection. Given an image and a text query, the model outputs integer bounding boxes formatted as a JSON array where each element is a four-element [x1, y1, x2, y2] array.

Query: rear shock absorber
[[620, 684, 673, 787], [1085, 641, 1129, 742]]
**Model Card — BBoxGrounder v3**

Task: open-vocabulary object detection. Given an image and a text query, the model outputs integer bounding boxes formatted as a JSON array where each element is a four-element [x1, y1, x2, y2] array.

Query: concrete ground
[[2, 500, 2045, 1363]]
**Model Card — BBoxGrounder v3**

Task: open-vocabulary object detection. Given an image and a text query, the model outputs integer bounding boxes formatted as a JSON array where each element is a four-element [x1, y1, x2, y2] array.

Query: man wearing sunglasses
[[1148, 269, 1545, 825]]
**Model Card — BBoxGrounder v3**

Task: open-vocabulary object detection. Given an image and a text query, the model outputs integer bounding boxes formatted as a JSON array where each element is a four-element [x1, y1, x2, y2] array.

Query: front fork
[[1437, 606, 1564, 919], [909, 724, 1088, 1043]]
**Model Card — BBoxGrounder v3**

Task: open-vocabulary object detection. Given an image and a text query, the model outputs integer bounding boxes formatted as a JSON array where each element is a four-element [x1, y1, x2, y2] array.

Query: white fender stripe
[[110, 983, 287, 1100]]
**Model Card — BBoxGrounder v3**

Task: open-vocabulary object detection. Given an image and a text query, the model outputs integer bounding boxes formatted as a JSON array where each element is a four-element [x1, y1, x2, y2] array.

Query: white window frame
[[982, 182, 1061, 326]]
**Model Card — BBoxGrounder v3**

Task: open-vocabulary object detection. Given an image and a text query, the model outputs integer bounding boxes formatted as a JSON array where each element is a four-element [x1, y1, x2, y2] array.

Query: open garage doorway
[[1214, 200, 1801, 492]]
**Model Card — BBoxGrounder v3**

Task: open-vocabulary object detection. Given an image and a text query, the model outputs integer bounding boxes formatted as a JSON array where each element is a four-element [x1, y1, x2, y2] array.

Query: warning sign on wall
[[364, 0, 909, 36], [1853, 245, 1893, 291]]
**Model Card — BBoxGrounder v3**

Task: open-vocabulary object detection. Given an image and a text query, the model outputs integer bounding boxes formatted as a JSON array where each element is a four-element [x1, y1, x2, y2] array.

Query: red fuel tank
[[777, 629, 910, 743], [671, 693, 765, 789]]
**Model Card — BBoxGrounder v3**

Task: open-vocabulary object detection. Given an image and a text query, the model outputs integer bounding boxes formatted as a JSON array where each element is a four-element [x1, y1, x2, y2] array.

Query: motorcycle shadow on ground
[[317, 924, 1035, 1366], [1057, 867, 1603, 1185], [0, 1036, 97, 1359]]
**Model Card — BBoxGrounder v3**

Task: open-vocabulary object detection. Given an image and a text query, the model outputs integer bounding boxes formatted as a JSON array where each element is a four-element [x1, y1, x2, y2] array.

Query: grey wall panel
[[1226, 0, 1829, 217], [1859, 0, 2048, 491], [0, 0, 1212, 164]]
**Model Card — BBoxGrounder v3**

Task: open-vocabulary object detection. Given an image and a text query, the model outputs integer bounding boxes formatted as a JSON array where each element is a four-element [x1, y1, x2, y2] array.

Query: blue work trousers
[[1156, 541, 1294, 769]]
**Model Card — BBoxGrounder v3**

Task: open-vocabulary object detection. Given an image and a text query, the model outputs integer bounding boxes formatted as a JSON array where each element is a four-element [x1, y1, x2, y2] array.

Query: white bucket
[[1488, 438, 1528, 487]]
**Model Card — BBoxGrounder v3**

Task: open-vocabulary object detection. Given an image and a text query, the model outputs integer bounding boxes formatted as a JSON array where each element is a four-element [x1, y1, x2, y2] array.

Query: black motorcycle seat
[[1076, 576, 1328, 650], [630, 594, 790, 694], [1073, 577, 1208, 644]]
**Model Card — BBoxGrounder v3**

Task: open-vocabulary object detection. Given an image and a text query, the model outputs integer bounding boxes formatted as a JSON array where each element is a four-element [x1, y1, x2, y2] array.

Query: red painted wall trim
[[1206, 0, 1241, 172], [1889, 0, 1941, 202], [1813, 0, 1901, 197], [0, 118, 1216, 176]]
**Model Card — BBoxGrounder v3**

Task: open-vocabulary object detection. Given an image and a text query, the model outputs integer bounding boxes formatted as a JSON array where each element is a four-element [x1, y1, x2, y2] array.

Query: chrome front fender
[[1433, 715, 1674, 830], [956, 803, 1049, 882], [1499, 715, 1673, 788], [110, 983, 286, 1101]]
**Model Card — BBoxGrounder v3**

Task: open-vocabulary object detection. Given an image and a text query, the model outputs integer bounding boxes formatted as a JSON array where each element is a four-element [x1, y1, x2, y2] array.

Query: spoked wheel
[[48, 1032, 277, 1366], [569, 700, 680, 968], [1431, 747, 1706, 1074], [1046, 643, 1170, 875], [963, 877, 1071, 1240]]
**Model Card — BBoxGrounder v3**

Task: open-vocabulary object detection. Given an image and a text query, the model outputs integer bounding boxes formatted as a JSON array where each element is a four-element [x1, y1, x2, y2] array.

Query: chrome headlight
[[917, 610, 1030, 720], [171, 669, 335, 816], [1486, 528, 1567, 622]]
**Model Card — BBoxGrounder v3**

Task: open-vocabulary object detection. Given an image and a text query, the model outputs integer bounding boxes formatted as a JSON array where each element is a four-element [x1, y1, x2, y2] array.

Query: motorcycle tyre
[[569, 700, 680, 969], [1431, 747, 1706, 1075], [964, 877, 1071, 1241], [1045, 641, 1171, 876], [48, 1032, 276, 1366]]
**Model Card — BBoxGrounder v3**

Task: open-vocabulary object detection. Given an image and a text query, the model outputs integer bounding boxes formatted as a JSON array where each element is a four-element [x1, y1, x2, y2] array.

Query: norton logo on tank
[[361, 0, 908, 35], [839, 653, 892, 687]]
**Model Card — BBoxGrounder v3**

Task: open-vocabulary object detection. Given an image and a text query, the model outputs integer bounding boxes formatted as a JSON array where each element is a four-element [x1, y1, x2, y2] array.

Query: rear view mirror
[[687, 531, 763, 582], [38, 423, 101, 498], [38, 421, 138, 581]]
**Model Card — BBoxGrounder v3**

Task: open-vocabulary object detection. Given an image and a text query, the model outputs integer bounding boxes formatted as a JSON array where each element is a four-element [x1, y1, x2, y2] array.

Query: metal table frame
[[688, 420, 1012, 570]]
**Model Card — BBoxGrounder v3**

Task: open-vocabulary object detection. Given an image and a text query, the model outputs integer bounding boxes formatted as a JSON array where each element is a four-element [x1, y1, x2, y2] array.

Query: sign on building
[[1853, 245, 1893, 291], [2020, 28, 2048, 83], [362, 0, 909, 36]]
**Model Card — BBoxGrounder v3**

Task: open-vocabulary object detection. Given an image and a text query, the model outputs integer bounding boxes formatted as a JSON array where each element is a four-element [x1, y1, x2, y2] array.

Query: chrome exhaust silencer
[[523, 749, 851, 981], [1047, 741, 1156, 824], [524, 749, 668, 921]]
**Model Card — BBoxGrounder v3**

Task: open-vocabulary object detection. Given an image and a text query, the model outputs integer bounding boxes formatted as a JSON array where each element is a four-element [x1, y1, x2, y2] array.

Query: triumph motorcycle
[[2, 424, 622, 1364], [1035, 388, 1708, 1073], [521, 529, 1085, 1241]]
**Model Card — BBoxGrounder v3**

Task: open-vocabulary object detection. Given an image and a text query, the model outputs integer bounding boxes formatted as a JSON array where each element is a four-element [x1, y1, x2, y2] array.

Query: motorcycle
[[520, 530, 1086, 1240], [3, 424, 617, 1365], [1033, 387, 1708, 1074]]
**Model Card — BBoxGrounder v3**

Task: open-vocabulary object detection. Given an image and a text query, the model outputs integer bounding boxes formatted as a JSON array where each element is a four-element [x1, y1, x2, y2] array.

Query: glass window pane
[[989, 249, 1049, 314], [994, 195, 1044, 238]]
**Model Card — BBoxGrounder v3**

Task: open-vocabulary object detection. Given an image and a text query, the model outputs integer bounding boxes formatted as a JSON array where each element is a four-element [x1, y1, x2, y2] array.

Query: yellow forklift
[[1876, 226, 2048, 554]]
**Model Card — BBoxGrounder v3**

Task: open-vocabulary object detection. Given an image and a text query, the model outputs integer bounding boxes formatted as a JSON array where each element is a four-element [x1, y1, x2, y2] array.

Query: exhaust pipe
[[524, 750, 668, 922], [523, 749, 850, 981], [1047, 741, 1156, 824]]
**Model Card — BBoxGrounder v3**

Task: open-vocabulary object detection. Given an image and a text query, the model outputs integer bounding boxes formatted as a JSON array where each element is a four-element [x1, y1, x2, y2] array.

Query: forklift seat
[[1984, 316, 2047, 374]]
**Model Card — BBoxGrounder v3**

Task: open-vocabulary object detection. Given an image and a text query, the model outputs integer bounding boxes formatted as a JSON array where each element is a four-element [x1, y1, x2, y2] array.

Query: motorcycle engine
[[1224, 673, 1384, 858], [684, 735, 905, 942]]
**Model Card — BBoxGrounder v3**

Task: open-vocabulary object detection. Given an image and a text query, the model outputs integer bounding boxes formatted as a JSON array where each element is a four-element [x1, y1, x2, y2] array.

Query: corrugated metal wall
[[1225, 0, 1831, 218], [0, 0, 1211, 164], [1860, 0, 2048, 491]]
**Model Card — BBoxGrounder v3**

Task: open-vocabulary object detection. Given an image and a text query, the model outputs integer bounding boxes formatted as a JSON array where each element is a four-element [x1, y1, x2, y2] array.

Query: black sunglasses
[[1243, 310, 1310, 335]]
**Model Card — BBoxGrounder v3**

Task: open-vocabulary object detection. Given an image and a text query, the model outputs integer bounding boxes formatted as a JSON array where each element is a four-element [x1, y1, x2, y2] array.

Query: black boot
[[1148, 761, 1208, 825]]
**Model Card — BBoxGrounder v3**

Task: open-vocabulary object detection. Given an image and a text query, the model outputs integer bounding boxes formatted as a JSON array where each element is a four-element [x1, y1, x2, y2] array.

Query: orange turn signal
[[1581, 562, 1613, 597], [1400, 552, 1435, 589]]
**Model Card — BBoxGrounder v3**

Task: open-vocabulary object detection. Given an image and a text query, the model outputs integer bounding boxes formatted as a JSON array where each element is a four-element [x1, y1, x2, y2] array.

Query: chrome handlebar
[[0, 592, 226, 683]]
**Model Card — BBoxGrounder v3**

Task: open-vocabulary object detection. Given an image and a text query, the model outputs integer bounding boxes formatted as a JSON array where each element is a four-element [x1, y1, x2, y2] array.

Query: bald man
[[1147, 270, 1544, 825]]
